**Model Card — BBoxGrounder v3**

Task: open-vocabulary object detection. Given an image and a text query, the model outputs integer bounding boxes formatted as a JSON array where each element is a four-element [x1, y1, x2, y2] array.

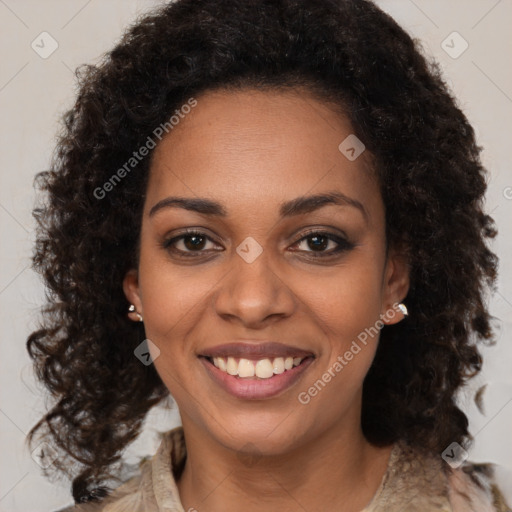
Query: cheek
[[137, 261, 206, 401], [294, 271, 382, 418], [137, 238, 219, 339], [134, 254, 208, 387], [299, 260, 385, 340], [297, 258, 384, 389]]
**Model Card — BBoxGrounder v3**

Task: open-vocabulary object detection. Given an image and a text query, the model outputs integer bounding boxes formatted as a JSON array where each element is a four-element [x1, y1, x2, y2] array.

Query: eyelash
[[161, 228, 355, 259]]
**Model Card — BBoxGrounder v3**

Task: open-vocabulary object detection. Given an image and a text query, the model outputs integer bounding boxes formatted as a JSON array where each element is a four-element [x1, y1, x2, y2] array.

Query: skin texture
[[123, 87, 410, 512]]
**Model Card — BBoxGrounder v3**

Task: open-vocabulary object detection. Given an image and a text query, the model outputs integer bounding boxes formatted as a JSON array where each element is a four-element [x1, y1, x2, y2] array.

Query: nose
[[213, 247, 297, 328]]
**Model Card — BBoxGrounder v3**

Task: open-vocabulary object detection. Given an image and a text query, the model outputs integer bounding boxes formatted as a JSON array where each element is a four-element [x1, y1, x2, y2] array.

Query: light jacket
[[55, 426, 510, 511]]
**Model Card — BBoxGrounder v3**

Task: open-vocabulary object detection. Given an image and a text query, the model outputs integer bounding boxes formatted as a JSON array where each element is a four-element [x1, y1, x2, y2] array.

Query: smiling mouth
[[199, 354, 316, 400], [201, 355, 314, 379]]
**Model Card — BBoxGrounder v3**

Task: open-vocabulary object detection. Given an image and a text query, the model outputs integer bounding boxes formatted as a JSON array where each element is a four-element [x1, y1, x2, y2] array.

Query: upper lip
[[199, 341, 315, 360]]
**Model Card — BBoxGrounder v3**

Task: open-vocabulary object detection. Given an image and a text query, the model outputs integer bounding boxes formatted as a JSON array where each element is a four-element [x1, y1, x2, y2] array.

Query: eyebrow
[[149, 191, 368, 222]]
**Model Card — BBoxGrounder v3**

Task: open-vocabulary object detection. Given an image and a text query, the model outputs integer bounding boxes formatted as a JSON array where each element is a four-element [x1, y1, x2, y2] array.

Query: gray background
[[0, 1, 510, 510]]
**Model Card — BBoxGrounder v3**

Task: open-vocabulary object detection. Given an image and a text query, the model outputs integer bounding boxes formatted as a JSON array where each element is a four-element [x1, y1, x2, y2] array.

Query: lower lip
[[199, 356, 315, 400]]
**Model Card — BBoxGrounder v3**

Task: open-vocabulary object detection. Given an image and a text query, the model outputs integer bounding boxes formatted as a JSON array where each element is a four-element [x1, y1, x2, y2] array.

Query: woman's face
[[124, 87, 409, 455]]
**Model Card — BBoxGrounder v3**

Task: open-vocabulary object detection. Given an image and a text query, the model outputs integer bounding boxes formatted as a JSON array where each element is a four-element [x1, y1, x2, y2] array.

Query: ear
[[123, 268, 143, 318], [381, 247, 410, 326]]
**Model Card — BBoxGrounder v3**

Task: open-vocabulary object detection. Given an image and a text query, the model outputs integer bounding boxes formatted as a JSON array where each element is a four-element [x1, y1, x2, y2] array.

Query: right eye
[[161, 229, 222, 258]]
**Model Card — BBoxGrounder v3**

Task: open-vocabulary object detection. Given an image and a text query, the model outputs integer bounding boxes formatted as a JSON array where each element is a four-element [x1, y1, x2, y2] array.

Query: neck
[[176, 414, 393, 512]]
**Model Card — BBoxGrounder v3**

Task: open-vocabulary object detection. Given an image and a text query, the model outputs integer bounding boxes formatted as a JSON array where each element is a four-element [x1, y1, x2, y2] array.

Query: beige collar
[[75, 425, 501, 512]]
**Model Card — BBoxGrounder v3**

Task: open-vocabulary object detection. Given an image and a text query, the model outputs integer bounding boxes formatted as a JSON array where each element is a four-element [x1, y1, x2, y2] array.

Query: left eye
[[291, 232, 352, 256]]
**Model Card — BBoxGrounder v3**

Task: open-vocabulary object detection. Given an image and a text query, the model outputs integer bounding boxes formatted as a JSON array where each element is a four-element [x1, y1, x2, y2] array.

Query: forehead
[[146, 87, 381, 220]]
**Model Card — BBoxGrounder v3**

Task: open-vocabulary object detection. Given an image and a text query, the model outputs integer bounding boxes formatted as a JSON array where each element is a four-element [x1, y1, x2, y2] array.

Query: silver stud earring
[[128, 304, 143, 322], [397, 303, 408, 316]]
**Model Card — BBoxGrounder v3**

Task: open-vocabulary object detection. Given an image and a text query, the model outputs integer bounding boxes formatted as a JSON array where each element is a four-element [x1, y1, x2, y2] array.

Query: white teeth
[[272, 357, 285, 374], [238, 358, 255, 378], [210, 355, 307, 378], [226, 356, 238, 376], [217, 357, 227, 372], [255, 359, 274, 379]]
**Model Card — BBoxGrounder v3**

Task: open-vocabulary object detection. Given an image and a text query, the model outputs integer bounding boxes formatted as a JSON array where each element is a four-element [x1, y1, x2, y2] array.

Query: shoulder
[[366, 440, 510, 511], [51, 470, 146, 512], [51, 426, 187, 512], [448, 462, 511, 512]]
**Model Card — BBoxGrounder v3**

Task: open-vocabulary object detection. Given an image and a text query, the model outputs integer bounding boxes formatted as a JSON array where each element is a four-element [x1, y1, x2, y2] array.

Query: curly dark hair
[[26, 0, 499, 504]]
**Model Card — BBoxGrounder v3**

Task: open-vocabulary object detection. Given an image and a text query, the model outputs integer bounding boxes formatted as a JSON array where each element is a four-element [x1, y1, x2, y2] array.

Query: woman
[[26, 0, 509, 510]]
